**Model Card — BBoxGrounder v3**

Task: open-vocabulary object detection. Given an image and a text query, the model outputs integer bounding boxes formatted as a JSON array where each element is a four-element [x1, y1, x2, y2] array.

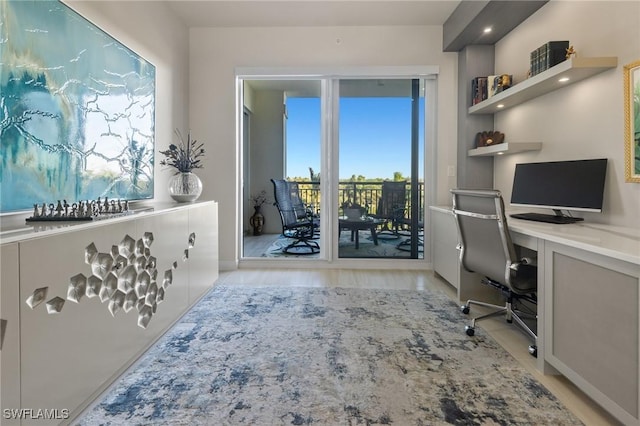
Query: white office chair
[[451, 189, 538, 357]]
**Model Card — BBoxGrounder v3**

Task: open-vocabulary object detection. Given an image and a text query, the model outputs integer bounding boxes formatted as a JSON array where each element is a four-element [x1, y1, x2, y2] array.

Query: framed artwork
[[0, 0, 156, 213], [624, 59, 640, 183]]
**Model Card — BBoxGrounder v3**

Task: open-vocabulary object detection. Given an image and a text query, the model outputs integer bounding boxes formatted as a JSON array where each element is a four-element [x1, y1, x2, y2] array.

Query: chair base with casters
[[460, 277, 538, 357]]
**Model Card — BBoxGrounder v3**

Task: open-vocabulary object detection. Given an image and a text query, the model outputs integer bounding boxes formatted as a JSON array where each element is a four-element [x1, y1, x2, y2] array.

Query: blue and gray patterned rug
[[78, 285, 581, 425]]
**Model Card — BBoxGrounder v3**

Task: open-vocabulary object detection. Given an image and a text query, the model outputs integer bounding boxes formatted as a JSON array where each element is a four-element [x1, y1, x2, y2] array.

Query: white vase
[[169, 172, 202, 202]]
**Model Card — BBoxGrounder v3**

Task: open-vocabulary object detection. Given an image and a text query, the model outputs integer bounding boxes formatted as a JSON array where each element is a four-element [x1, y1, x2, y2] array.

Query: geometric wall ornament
[[91, 253, 114, 280], [85, 243, 98, 265], [67, 273, 87, 303], [134, 255, 147, 273], [157, 287, 166, 304], [135, 271, 151, 298], [138, 305, 153, 329], [46, 297, 65, 314], [123, 291, 137, 313], [86, 275, 102, 298], [100, 273, 118, 303], [26, 230, 199, 328], [26, 287, 49, 309], [147, 256, 157, 271], [118, 265, 137, 294], [143, 232, 154, 248], [163, 270, 173, 288], [118, 235, 136, 258], [108, 290, 126, 317], [135, 238, 145, 257]]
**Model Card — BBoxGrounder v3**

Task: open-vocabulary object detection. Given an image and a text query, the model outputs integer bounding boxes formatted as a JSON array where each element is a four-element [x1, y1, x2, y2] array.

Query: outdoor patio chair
[[271, 179, 320, 254], [370, 180, 407, 239], [289, 181, 320, 235]]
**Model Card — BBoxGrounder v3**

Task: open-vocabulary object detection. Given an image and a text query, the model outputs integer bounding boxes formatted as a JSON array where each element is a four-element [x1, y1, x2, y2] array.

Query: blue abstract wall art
[[0, 0, 155, 213]]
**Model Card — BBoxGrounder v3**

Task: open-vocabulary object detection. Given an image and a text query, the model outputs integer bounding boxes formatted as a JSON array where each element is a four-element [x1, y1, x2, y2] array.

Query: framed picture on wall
[[624, 59, 640, 183], [0, 0, 156, 213]]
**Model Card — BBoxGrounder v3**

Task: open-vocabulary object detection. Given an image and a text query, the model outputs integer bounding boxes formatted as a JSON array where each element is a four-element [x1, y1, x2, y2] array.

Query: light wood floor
[[215, 268, 621, 426]]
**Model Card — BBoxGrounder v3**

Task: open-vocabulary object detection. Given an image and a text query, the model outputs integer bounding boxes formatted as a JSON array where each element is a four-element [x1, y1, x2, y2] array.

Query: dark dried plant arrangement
[[159, 129, 205, 174], [250, 190, 269, 208]]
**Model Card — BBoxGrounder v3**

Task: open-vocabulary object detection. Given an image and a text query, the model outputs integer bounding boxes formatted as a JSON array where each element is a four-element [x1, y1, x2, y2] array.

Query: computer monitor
[[510, 158, 607, 223]]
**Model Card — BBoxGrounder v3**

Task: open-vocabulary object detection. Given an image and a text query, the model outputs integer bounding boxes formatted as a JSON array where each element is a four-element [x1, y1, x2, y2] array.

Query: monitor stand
[[509, 210, 584, 224]]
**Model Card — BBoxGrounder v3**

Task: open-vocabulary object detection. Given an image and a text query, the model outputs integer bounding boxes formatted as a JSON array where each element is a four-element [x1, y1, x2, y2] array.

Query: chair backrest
[[377, 181, 406, 219], [271, 179, 307, 227], [451, 189, 535, 293], [288, 181, 309, 220]]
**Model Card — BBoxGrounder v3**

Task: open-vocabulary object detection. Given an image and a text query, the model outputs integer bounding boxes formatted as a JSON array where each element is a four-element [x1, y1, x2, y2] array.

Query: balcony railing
[[293, 180, 425, 218]]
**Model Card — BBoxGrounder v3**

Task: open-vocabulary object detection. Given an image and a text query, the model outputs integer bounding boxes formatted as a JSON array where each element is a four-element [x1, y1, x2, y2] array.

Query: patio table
[[339, 217, 384, 249]]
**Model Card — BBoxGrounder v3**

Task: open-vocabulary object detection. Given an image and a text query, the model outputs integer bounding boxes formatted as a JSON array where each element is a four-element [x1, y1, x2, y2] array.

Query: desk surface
[[430, 205, 640, 266]]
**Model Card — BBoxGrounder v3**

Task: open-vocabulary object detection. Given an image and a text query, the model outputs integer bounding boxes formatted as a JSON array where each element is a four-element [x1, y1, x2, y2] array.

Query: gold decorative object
[[565, 45, 576, 59]]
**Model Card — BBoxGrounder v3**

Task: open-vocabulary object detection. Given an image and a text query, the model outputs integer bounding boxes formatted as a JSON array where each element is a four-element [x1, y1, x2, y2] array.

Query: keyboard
[[509, 212, 584, 224]]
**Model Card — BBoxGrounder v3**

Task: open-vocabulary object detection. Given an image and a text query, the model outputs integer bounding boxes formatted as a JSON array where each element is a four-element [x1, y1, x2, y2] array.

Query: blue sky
[[286, 97, 424, 180]]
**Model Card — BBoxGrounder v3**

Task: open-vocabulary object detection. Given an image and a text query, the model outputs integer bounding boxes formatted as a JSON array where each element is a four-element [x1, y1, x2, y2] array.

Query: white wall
[[189, 25, 458, 268], [493, 1, 640, 228], [248, 90, 285, 235], [66, 0, 190, 203]]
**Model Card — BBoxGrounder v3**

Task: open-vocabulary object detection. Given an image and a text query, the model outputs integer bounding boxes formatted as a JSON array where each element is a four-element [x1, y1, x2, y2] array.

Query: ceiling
[[165, 0, 461, 28]]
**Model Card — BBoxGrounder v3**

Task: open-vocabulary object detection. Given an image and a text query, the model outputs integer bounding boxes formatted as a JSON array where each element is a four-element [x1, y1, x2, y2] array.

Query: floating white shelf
[[468, 142, 542, 157], [468, 56, 618, 115]]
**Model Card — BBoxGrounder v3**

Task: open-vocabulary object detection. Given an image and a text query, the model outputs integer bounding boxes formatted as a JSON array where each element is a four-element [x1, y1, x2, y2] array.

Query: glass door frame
[[236, 66, 438, 266]]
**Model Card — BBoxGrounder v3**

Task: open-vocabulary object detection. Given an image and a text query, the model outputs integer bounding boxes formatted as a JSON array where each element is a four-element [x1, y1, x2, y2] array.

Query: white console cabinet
[[0, 201, 218, 425]]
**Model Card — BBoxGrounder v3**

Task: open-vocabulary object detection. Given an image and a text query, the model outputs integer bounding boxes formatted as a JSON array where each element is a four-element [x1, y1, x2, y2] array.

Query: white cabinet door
[[431, 208, 459, 289], [187, 202, 218, 304], [1, 243, 20, 426], [545, 242, 640, 425]]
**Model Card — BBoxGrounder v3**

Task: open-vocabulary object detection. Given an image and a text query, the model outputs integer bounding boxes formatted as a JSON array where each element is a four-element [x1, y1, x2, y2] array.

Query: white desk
[[429, 206, 640, 426]]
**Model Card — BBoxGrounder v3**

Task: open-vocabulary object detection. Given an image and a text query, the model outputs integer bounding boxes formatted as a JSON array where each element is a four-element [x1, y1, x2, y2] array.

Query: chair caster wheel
[[528, 345, 538, 358], [465, 326, 475, 336], [460, 305, 470, 315]]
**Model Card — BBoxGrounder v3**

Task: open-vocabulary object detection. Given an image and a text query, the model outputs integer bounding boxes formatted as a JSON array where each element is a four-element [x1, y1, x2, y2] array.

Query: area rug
[[78, 286, 581, 425], [262, 232, 422, 258]]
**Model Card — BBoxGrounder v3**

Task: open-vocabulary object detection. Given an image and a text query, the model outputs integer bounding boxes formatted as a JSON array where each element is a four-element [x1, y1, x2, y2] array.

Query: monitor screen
[[510, 159, 608, 212]]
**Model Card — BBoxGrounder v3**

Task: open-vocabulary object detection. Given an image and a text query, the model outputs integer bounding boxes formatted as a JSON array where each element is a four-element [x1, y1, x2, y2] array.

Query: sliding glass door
[[337, 79, 424, 259], [239, 71, 432, 262], [240, 79, 322, 258]]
